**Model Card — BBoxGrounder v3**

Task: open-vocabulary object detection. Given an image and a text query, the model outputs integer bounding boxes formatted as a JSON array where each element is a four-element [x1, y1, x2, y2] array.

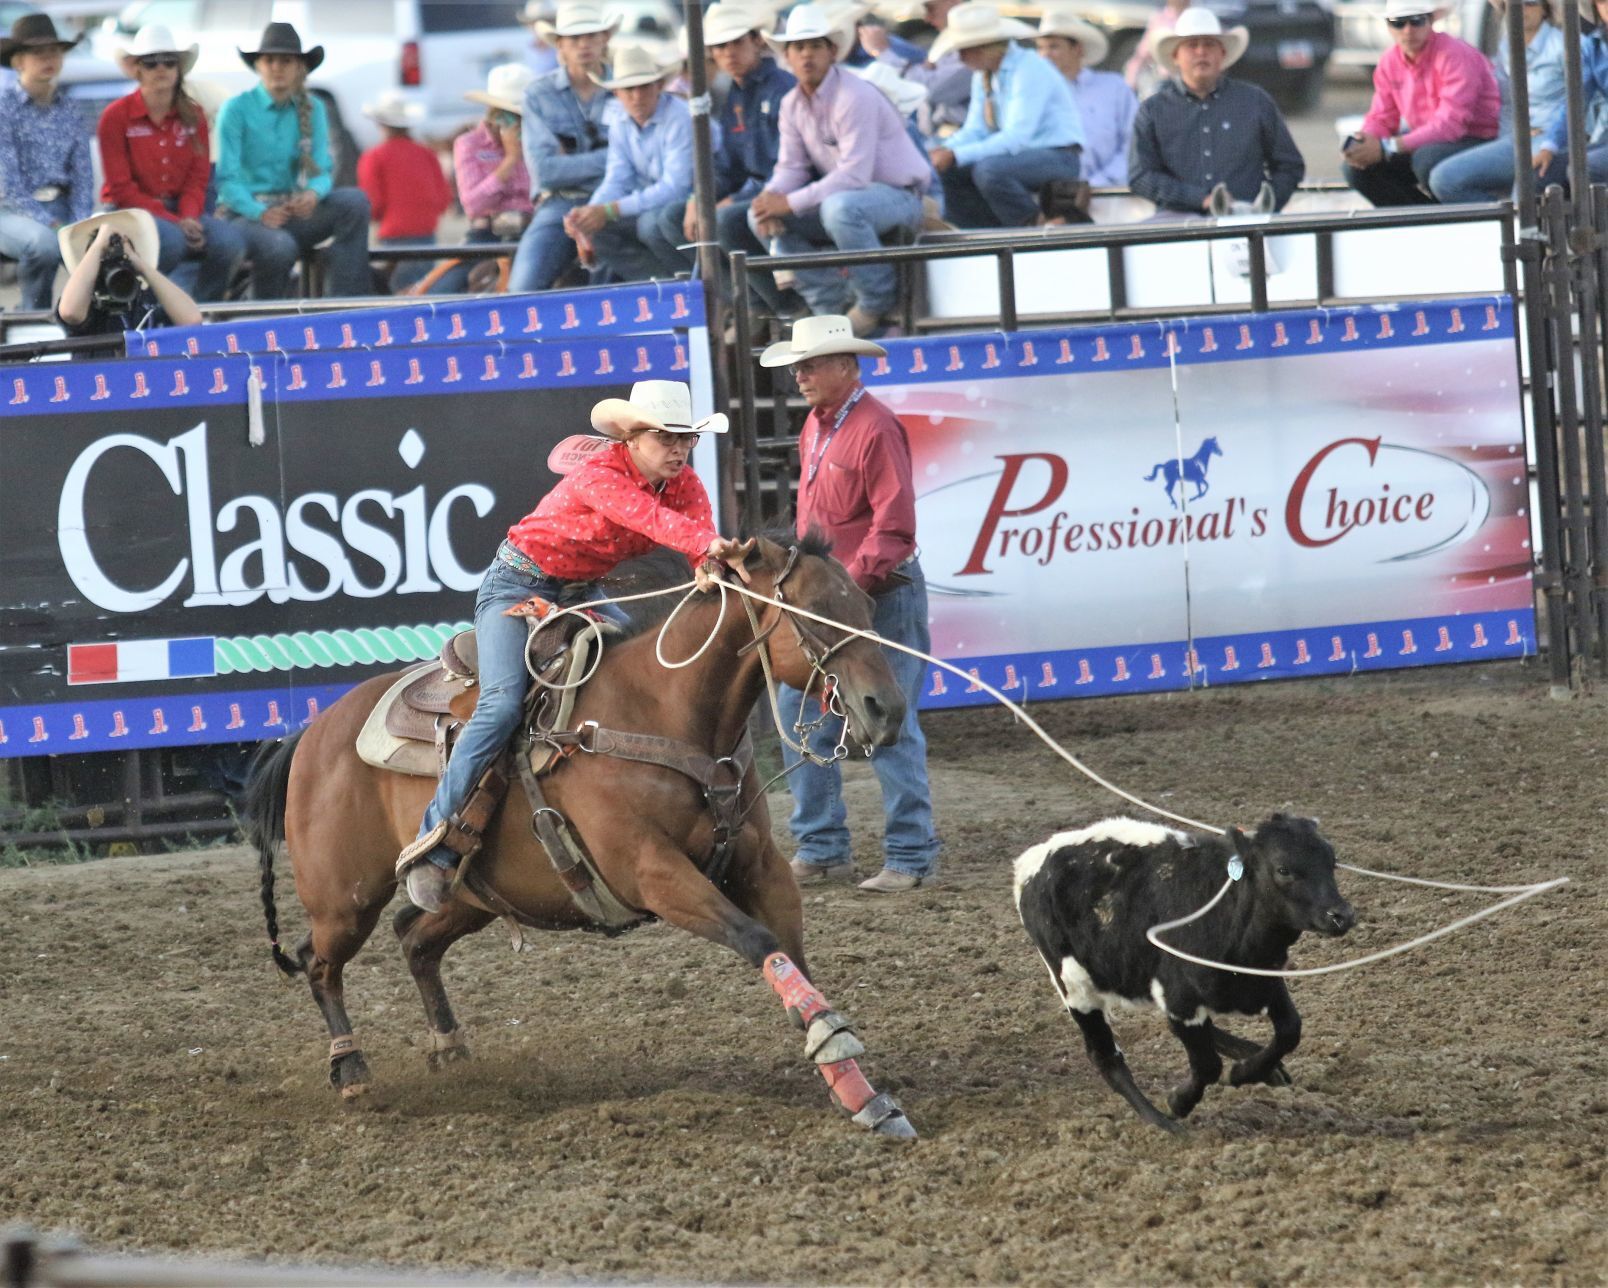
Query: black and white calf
[[1014, 814, 1355, 1132]]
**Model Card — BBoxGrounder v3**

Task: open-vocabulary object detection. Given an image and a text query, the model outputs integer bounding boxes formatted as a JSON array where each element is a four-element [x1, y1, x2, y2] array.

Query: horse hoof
[[426, 1044, 472, 1072], [872, 1111, 918, 1140]]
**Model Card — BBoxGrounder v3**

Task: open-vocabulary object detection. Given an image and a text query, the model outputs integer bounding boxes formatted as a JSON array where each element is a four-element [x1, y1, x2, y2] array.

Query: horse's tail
[[242, 730, 306, 978], [1142, 463, 1164, 481]]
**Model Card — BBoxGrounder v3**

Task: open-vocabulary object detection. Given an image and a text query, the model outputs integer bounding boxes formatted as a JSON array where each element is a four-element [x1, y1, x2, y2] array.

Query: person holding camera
[[97, 25, 245, 304], [55, 209, 202, 337]]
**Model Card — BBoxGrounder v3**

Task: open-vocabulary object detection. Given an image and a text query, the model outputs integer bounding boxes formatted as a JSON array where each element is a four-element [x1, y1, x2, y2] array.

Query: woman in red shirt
[[397, 379, 753, 911], [96, 25, 244, 302]]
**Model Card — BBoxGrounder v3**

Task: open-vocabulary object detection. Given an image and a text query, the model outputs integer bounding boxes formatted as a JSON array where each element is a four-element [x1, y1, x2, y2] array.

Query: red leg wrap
[[763, 952, 830, 1026], [818, 1057, 876, 1115]]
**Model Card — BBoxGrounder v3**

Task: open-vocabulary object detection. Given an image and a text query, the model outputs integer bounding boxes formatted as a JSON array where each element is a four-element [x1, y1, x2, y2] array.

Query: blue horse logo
[[1144, 437, 1223, 510]]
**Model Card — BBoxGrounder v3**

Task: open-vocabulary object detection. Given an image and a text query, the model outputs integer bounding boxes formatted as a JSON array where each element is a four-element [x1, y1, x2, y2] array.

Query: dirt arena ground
[[1, 658, 1604, 1284]]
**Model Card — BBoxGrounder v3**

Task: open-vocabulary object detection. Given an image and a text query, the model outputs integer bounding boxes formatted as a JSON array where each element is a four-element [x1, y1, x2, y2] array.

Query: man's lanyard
[[805, 385, 866, 486]]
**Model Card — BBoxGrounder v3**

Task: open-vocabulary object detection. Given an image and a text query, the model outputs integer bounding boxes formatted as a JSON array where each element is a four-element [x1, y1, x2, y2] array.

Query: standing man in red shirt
[[97, 25, 244, 302], [758, 315, 941, 894], [356, 90, 453, 292]]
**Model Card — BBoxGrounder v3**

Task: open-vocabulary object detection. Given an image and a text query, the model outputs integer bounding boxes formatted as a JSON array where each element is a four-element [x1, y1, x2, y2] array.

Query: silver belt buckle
[[32, 185, 61, 202]]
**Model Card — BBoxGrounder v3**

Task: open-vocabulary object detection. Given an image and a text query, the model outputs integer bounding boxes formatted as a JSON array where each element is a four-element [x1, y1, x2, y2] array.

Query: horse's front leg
[[634, 840, 915, 1139]]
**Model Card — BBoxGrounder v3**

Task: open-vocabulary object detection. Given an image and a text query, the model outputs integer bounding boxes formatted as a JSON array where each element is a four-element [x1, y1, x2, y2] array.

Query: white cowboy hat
[[759, 314, 887, 366], [521, 0, 557, 24], [57, 209, 160, 273], [928, 2, 1036, 62], [591, 380, 729, 437], [704, 1, 768, 46], [851, 60, 927, 117], [589, 43, 678, 88], [536, 1, 622, 40], [763, 4, 856, 60], [1153, 7, 1250, 69], [362, 88, 424, 128], [1035, 7, 1110, 67], [466, 62, 536, 113], [118, 24, 199, 76], [1382, 0, 1442, 15]]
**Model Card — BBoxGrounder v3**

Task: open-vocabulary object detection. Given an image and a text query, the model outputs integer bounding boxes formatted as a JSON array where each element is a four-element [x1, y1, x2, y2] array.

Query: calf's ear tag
[[1227, 856, 1244, 882]]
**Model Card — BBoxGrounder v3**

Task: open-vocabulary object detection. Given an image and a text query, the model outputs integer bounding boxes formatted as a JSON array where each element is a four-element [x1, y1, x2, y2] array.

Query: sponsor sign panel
[[863, 298, 1534, 707]]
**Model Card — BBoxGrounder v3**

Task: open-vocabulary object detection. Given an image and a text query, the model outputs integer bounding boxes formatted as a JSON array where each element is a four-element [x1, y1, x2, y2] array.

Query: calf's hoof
[[1166, 1087, 1202, 1120], [1230, 1059, 1291, 1088]]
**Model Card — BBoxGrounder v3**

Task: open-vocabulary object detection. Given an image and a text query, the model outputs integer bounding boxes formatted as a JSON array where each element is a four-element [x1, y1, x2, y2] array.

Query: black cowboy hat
[[0, 13, 85, 68], [238, 21, 324, 72]]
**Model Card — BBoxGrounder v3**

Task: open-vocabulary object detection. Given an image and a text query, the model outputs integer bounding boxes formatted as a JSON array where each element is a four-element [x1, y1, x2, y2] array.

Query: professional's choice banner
[[0, 283, 711, 758], [864, 296, 1534, 709]]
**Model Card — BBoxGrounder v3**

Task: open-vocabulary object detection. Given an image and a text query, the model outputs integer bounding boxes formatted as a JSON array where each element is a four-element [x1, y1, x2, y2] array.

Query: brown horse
[[243, 534, 919, 1136]]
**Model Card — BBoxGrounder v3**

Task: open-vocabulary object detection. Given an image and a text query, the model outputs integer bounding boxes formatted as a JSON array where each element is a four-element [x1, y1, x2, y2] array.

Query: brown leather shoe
[[857, 867, 927, 894], [846, 305, 884, 338], [790, 857, 855, 885]]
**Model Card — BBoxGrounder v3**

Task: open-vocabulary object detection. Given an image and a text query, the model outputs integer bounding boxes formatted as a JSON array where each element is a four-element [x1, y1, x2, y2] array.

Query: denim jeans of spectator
[[378, 233, 436, 294], [415, 558, 629, 869], [1535, 142, 1608, 192], [153, 212, 246, 303], [0, 202, 65, 310], [748, 184, 922, 316], [1342, 138, 1483, 207], [591, 206, 686, 282], [428, 225, 504, 296], [229, 187, 372, 299], [941, 146, 1081, 228], [698, 197, 787, 312], [509, 194, 581, 292], [777, 561, 940, 879], [1424, 134, 1521, 204]]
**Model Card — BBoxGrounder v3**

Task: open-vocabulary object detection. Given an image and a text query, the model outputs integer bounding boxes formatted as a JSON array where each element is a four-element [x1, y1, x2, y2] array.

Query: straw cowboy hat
[[591, 380, 729, 437], [466, 63, 536, 113], [1036, 7, 1110, 66], [589, 44, 679, 88], [851, 60, 928, 117], [759, 314, 887, 367], [363, 89, 424, 128], [1, 13, 83, 66], [704, 1, 770, 47], [521, 0, 557, 25], [1381, 0, 1442, 16], [1153, 7, 1249, 68], [928, 2, 1036, 62], [537, 2, 623, 41], [117, 24, 199, 77], [57, 209, 160, 273], [239, 21, 324, 71], [764, 4, 856, 60]]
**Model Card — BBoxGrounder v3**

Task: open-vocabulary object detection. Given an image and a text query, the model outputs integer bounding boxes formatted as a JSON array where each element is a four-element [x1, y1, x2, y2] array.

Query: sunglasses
[[137, 55, 181, 69], [1385, 13, 1431, 27], [646, 430, 699, 448]]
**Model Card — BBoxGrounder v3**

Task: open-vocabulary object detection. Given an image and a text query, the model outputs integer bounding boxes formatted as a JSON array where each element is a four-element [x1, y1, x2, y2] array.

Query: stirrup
[[396, 821, 451, 877]]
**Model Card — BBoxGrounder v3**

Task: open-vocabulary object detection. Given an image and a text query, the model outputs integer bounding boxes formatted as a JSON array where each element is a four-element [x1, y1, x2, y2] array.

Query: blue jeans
[[508, 194, 581, 292], [1535, 141, 1608, 192], [1425, 135, 1519, 204], [0, 204, 64, 310], [428, 224, 503, 296], [748, 183, 923, 315], [378, 233, 436, 293], [228, 187, 372, 299], [941, 146, 1081, 228], [590, 206, 687, 282], [1343, 138, 1483, 207], [416, 557, 629, 867], [153, 212, 245, 302], [777, 560, 940, 878]]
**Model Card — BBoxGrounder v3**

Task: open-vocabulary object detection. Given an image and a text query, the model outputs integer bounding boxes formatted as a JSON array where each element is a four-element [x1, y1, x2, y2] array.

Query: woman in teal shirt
[[215, 22, 371, 299]]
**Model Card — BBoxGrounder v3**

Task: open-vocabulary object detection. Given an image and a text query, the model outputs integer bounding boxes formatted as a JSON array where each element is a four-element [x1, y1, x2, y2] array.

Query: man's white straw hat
[[763, 4, 856, 60], [589, 43, 679, 88], [466, 63, 536, 113], [57, 209, 160, 273], [118, 24, 199, 76], [1153, 7, 1249, 68], [590, 380, 730, 437], [1035, 7, 1109, 66], [1383, 0, 1441, 15], [759, 314, 887, 367], [928, 2, 1036, 62], [537, 1, 623, 40], [704, 1, 769, 45]]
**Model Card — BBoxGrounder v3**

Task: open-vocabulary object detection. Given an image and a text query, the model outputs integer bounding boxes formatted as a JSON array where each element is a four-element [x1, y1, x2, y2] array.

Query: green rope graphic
[[212, 622, 472, 674]]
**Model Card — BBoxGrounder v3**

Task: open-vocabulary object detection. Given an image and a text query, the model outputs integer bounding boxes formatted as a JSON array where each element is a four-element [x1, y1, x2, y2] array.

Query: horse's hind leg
[[394, 900, 495, 1069], [299, 903, 387, 1099]]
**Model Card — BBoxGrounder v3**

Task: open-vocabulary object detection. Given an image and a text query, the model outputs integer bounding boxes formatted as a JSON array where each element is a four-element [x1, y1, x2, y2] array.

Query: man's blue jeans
[[1425, 135, 1518, 204], [941, 145, 1082, 228], [748, 183, 922, 316], [508, 194, 581, 292], [777, 561, 940, 879], [591, 205, 687, 282], [415, 558, 627, 868], [0, 206, 64, 310], [153, 212, 246, 302]]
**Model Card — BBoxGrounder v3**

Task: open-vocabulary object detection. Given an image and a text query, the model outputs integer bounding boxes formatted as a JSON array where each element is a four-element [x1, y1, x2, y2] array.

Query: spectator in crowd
[[757, 313, 941, 895], [563, 46, 692, 280], [216, 23, 372, 298], [0, 14, 92, 310], [510, 1, 619, 291], [840, 6, 929, 72], [1037, 9, 1138, 187], [926, 2, 1082, 228], [658, 2, 795, 303], [1125, 0, 1189, 94], [55, 209, 201, 336], [1129, 9, 1305, 214], [749, 4, 932, 337], [1341, 0, 1500, 206], [1428, 0, 1564, 203], [1533, 0, 1608, 189], [440, 62, 538, 294], [522, 0, 560, 75], [895, 0, 973, 136], [357, 90, 453, 292], [98, 26, 244, 304]]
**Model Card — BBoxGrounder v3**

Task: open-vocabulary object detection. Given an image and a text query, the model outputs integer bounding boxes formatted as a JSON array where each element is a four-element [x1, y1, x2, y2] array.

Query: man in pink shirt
[[747, 4, 933, 338], [758, 314, 941, 895], [1341, 0, 1500, 206]]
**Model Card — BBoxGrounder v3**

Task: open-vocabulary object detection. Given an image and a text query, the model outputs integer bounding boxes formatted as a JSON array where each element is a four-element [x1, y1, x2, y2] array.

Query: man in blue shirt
[[510, 1, 619, 291], [563, 46, 692, 281], [650, 3, 796, 301], [1532, 0, 1608, 192], [926, 3, 1083, 228], [1036, 11, 1138, 188]]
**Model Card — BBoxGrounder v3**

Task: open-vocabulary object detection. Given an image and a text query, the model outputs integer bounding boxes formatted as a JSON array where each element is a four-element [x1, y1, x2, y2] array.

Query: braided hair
[[291, 67, 323, 186]]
